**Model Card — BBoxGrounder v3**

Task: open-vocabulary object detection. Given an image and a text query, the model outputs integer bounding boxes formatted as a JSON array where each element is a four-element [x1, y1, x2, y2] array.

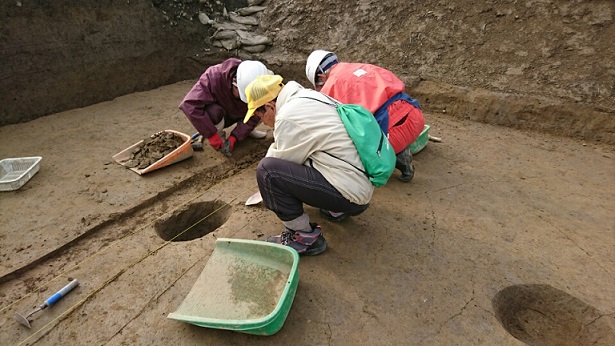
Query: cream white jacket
[[266, 81, 374, 205]]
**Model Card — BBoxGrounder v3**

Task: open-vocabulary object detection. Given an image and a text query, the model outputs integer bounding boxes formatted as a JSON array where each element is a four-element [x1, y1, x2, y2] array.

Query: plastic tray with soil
[[112, 130, 193, 175]]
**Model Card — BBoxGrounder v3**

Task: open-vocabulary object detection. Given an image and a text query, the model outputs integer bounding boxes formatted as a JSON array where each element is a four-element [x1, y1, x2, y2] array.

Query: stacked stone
[[202, 0, 272, 54]]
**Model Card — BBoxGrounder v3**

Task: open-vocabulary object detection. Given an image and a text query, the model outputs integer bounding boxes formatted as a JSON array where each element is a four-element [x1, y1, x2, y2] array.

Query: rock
[[242, 44, 267, 53], [229, 12, 260, 26], [236, 30, 271, 46], [248, 0, 266, 5], [237, 6, 267, 16], [212, 21, 252, 31], [213, 38, 240, 50], [211, 29, 237, 40], [198, 12, 214, 25]]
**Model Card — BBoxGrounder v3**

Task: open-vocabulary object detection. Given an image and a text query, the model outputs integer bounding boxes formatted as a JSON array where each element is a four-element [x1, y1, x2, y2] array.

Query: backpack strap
[[298, 95, 372, 179], [321, 151, 371, 179], [299, 95, 340, 108]]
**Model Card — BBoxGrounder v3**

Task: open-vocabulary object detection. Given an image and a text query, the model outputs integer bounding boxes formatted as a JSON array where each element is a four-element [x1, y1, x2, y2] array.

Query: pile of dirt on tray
[[124, 132, 185, 169]]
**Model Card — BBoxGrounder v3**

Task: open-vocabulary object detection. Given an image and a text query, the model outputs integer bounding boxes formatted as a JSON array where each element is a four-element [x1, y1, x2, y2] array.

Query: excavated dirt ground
[[1, 0, 614, 345], [1, 81, 614, 346]]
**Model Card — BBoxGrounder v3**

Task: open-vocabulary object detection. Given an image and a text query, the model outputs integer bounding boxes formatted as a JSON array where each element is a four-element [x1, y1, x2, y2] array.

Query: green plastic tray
[[409, 124, 430, 155], [168, 238, 300, 336]]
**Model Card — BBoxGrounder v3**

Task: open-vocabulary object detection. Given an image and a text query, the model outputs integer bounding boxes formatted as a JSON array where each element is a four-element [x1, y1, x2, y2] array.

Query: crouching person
[[243, 75, 374, 255]]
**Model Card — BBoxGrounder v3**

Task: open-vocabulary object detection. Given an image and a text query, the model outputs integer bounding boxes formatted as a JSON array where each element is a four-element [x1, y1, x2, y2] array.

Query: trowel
[[15, 279, 79, 328], [428, 134, 442, 142], [245, 191, 263, 206]]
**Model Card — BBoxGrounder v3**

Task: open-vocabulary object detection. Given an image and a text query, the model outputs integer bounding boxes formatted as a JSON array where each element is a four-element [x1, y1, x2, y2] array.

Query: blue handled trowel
[[15, 279, 79, 328]]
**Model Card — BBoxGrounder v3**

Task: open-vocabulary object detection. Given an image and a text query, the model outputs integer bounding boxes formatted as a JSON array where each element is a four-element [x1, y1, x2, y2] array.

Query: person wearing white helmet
[[179, 58, 269, 156], [305, 50, 339, 88], [305, 50, 425, 182], [236, 60, 273, 103]]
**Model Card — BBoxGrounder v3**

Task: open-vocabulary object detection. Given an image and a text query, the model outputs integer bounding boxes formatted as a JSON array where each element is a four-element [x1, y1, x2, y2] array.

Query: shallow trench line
[[13, 182, 258, 345], [3, 182, 253, 313], [108, 213, 256, 344]]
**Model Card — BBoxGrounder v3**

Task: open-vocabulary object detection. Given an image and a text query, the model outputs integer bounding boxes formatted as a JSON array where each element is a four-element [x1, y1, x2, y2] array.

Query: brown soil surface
[[0, 1, 614, 345], [1, 82, 613, 345], [122, 132, 186, 169]]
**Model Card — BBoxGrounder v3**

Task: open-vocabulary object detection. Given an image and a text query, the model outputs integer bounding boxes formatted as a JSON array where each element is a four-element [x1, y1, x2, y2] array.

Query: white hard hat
[[305, 50, 338, 87], [237, 60, 272, 103]]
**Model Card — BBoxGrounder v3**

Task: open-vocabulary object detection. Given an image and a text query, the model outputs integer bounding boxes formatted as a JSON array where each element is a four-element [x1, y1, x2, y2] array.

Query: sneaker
[[395, 148, 414, 182], [266, 223, 327, 256], [320, 209, 348, 222], [249, 129, 267, 139]]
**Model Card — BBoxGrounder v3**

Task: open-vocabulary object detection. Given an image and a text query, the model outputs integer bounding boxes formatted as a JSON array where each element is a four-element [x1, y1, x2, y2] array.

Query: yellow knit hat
[[243, 75, 284, 123]]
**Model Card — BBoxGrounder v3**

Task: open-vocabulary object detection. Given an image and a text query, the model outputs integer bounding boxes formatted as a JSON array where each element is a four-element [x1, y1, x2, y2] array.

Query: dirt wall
[[0, 0, 208, 125], [1, 0, 614, 144], [257, 0, 615, 144]]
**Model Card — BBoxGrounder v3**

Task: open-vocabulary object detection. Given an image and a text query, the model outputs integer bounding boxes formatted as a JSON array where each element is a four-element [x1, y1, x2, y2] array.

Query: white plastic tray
[[0, 156, 42, 191]]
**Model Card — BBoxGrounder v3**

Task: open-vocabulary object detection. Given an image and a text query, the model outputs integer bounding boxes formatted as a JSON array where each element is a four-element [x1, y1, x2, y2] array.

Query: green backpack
[[302, 96, 396, 187]]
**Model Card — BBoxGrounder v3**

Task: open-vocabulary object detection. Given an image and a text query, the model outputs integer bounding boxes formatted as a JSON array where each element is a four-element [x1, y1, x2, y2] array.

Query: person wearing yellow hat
[[179, 59, 270, 156], [243, 75, 374, 255]]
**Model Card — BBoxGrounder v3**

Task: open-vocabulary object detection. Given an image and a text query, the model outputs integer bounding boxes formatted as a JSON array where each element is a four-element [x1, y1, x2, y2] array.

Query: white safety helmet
[[236, 60, 272, 103], [305, 50, 338, 87]]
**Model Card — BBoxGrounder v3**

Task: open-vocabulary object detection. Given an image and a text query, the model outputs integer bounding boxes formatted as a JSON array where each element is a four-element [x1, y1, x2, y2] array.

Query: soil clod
[[124, 132, 184, 169]]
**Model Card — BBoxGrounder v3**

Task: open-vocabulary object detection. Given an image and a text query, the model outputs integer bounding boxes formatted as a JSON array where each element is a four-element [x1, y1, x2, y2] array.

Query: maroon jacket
[[179, 58, 259, 141]]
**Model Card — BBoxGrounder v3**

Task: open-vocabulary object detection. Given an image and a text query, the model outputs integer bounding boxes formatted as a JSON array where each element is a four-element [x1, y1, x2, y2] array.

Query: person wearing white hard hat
[[179, 58, 270, 156], [306, 50, 425, 182], [236, 60, 273, 104]]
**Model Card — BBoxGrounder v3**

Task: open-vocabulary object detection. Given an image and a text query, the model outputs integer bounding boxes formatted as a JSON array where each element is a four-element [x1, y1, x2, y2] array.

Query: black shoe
[[303, 234, 327, 256], [266, 223, 328, 256], [395, 148, 414, 182], [320, 209, 348, 222]]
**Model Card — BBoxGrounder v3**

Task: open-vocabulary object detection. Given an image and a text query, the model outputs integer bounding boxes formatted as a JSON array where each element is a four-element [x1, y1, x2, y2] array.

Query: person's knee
[[256, 158, 269, 183], [349, 203, 369, 216], [256, 157, 278, 184], [257, 157, 276, 171]]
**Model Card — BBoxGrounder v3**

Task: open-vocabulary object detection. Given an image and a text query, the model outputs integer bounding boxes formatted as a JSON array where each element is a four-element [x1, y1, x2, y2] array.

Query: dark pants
[[256, 157, 369, 222]]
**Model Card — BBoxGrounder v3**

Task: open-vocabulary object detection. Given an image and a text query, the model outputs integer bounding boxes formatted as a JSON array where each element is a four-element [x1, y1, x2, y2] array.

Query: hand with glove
[[218, 134, 235, 157], [207, 133, 224, 150], [227, 135, 236, 151]]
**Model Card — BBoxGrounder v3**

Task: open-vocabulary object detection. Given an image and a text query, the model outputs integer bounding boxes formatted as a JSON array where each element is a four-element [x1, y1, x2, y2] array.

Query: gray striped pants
[[256, 157, 369, 222]]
